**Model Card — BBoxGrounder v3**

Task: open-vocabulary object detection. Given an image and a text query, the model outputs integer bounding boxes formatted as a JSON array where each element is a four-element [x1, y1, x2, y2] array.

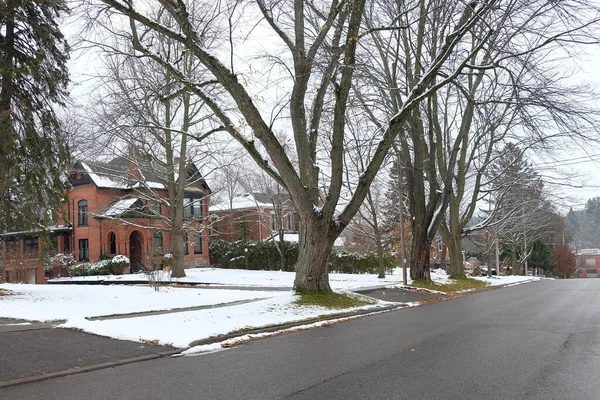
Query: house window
[[24, 237, 39, 258], [585, 258, 596, 267], [183, 232, 189, 255], [109, 232, 117, 254], [153, 201, 161, 216], [154, 232, 163, 255], [5, 238, 19, 260], [194, 232, 202, 254], [79, 239, 89, 261], [184, 196, 203, 219], [78, 200, 88, 226]]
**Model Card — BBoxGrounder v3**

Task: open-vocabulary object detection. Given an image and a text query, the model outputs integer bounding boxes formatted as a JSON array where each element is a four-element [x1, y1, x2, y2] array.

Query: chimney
[[128, 145, 142, 185]]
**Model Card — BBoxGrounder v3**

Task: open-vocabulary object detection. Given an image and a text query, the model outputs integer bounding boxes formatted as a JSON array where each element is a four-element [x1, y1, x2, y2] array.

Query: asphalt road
[[3, 279, 600, 399]]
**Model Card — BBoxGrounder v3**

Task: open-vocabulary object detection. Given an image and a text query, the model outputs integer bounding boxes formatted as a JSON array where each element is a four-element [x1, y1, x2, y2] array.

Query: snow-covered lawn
[[50, 267, 413, 290], [1, 268, 543, 349], [0, 284, 285, 322], [61, 293, 399, 348]]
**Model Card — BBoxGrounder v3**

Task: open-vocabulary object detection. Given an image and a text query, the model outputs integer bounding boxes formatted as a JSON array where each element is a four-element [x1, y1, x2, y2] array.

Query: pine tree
[[0, 0, 70, 231]]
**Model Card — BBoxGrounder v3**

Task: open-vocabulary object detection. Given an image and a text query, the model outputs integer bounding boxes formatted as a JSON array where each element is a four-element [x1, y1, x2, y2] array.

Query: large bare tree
[[86, 0, 600, 290], [356, 0, 600, 280]]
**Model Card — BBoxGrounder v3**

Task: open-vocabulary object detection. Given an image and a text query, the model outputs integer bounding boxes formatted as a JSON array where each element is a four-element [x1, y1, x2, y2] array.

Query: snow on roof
[[210, 193, 274, 212], [80, 162, 128, 189], [100, 198, 140, 218], [265, 233, 345, 248]]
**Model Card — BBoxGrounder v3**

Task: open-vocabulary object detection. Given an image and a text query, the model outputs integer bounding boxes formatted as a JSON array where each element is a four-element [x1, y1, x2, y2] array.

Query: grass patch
[[295, 291, 374, 309], [411, 278, 488, 294]]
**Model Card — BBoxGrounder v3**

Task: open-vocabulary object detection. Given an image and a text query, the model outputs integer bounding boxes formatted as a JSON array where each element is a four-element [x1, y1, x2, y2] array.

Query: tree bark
[[410, 229, 432, 281], [293, 216, 336, 292]]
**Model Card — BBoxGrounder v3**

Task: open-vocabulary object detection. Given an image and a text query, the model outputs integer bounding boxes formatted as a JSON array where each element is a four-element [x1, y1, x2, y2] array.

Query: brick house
[[1, 157, 211, 283], [209, 193, 298, 242], [576, 249, 600, 278]]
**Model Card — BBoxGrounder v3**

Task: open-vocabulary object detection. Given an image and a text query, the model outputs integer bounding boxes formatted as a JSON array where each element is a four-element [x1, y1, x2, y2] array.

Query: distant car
[[480, 268, 497, 276]]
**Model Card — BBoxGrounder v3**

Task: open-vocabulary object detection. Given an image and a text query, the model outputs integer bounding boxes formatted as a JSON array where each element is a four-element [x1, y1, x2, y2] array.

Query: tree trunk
[[410, 230, 432, 281], [446, 233, 466, 279], [170, 205, 186, 278], [293, 217, 336, 292], [376, 239, 385, 279]]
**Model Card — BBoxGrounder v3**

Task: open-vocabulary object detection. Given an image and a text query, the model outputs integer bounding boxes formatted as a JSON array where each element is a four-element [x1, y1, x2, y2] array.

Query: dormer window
[[78, 200, 88, 226]]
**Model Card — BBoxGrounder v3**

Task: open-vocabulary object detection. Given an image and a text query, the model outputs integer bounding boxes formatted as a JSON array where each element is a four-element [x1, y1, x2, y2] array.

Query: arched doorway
[[129, 231, 143, 269]]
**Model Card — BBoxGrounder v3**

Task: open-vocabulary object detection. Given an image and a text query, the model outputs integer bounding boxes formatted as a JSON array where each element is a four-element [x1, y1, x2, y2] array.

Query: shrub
[[110, 255, 130, 275], [209, 239, 396, 274], [68, 260, 112, 277]]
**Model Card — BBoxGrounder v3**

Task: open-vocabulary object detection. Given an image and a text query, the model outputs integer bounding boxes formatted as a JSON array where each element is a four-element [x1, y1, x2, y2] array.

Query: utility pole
[[396, 148, 408, 286], [495, 231, 500, 275]]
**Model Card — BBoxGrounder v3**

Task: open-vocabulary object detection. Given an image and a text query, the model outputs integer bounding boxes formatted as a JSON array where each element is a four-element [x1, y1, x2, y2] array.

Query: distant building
[[209, 193, 298, 242], [1, 157, 211, 284], [576, 249, 600, 278]]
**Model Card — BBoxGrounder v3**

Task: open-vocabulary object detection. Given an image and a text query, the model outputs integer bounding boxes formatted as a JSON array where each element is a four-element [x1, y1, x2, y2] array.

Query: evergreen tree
[[382, 156, 409, 249], [528, 240, 553, 275], [0, 0, 70, 231]]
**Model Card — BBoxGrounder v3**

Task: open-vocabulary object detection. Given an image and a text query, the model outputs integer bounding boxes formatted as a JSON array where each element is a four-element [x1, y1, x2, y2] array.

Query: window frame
[[109, 232, 117, 255], [154, 231, 163, 255], [78, 239, 89, 262], [194, 232, 202, 254], [78, 200, 88, 226]]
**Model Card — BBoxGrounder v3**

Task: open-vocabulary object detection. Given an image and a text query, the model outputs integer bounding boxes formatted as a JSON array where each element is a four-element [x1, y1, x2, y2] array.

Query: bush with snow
[[111, 255, 130, 264]]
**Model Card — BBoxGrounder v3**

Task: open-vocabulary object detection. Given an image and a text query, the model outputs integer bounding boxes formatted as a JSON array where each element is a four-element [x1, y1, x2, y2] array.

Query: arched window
[[154, 232, 163, 255], [109, 232, 117, 254], [78, 200, 88, 226]]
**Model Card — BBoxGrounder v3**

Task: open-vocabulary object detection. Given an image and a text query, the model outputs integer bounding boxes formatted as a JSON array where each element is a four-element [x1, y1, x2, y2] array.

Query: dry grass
[[0, 288, 14, 297], [411, 278, 488, 294]]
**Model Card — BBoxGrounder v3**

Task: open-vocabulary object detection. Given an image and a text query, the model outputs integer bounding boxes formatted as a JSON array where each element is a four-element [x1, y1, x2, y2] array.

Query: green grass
[[411, 278, 488, 293], [295, 291, 375, 309]]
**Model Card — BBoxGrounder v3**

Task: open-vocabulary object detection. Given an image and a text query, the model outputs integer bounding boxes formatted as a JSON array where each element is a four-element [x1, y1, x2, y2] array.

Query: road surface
[[3, 279, 599, 399]]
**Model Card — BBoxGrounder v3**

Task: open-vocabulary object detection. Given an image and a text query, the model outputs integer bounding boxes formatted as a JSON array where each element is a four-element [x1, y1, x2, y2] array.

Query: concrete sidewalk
[[0, 318, 176, 387]]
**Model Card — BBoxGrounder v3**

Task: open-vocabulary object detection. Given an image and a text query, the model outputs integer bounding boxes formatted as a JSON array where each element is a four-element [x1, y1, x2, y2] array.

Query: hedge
[[209, 240, 396, 274]]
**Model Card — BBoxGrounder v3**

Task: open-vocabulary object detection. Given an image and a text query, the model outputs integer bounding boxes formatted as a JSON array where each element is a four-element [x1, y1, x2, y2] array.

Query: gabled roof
[[70, 158, 212, 194], [95, 198, 156, 219]]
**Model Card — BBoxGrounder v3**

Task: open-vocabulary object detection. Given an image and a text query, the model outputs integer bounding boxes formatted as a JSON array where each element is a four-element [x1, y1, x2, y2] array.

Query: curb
[[0, 349, 181, 389], [187, 303, 407, 348]]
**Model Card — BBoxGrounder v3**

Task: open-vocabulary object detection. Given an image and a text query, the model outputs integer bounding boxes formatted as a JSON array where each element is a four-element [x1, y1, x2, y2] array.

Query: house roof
[[209, 192, 288, 212], [95, 198, 156, 219], [71, 157, 212, 194], [100, 198, 140, 218]]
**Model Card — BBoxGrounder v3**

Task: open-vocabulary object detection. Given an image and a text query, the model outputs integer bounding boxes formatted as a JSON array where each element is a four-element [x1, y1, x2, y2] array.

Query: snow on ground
[[61, 293, 398, 348], [472, 274, 545, 286], [0, 284, 285, 322], [1, 268, 543, 349], [50, 267, 413, 290]]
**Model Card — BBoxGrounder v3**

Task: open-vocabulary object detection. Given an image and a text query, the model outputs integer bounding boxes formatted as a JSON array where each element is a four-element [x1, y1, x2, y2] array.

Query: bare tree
[[87, 7, 221, 277], [356, 0, 600, 280], [86, 0, 600, 290]]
